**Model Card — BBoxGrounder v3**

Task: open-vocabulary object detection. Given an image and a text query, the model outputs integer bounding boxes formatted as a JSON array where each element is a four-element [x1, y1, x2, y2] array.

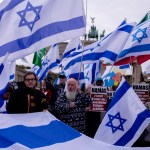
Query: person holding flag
[[7, 72, 48, 113], [0, 84, 14, 113]]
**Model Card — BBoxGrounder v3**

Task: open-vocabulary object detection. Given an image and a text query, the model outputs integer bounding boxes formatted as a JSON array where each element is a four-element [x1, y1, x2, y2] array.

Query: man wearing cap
[[54, 74, 67, 98], [95, 77, 104, 86]]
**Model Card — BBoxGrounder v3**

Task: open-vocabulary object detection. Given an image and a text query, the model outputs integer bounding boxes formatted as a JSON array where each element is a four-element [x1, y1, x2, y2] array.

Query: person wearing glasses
[[7, 72, 48, 113]]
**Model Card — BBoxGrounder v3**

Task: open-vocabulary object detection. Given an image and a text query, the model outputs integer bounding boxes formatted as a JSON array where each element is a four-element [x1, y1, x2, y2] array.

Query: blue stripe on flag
[[118, 43, 150, 58], [64, 51, 117, 70], [114, 109, 150, 146], [0, 0, 25, 20], [62, 48, 76, 59], [119, 64, 130, 69], [0, 97, 4, 108], [38, 67, 49, 82], [118, 25, 134, 33], [0, 83, 9, 97], [91, 63, 96, 84], [69, 72, 84, 80], [0, 120, 81, 148], [36, 67, 41, 76], [56, 59, 60, 64], [107, 81, 130, 112], [49, 62, 58, 70], [0, 16, 85, 57]]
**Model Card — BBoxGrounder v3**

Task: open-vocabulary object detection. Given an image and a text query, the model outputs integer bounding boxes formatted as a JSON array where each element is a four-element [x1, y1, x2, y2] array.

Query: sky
[[83, 0, 150, 73], [85, 0, 150, 35], [1, 0, 150, 72]]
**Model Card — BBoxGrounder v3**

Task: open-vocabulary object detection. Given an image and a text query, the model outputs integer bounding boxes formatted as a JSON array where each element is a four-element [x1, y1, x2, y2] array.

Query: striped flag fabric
[[116, 17, 150, 65], [63, 62, 85, 85], [63, 22, 135, 71], [0, 53, 10, 96], [84, 62, 100, 88], [134, 11, 150, 64], [115, 12, 150, 66], [0, 0, 85, 62], [38, 44, 60, 82], [94, 77, 150, 146], [61, 37, 82, 67], [0, 111, 149, 150]]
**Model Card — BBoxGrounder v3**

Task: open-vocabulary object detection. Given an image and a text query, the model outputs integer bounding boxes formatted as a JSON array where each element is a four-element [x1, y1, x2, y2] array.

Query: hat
[[59, 74, 66, 78], [96, 77, 103, 82]]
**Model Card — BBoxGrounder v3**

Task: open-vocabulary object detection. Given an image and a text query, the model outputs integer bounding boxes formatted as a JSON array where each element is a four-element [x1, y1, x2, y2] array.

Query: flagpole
[[129, 56, 134, 85], [106, 21, 136, 83], [78, 0, 88, 83]]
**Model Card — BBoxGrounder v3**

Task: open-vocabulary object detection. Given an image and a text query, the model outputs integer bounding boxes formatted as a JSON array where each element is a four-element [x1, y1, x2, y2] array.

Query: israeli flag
[[94, 77, 150, 146], [38, 44, 60, 82], [0, 53, 10, 96], [0, 111, 148, 150], [0, 0, 85, 62], [61, 37, 82, 67], [84, 62, 100, 88], [117, 19, 150, 62], [32, 65, 41, 76], [63, 22, 135, 71], [63, 63, 85, 85]]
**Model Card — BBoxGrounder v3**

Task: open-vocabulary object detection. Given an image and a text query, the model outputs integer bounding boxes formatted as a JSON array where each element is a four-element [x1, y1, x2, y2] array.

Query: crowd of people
[[0, 71, 150, 147]]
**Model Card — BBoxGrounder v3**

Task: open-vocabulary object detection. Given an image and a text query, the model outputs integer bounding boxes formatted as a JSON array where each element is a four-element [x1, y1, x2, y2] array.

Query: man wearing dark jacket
[[7, 72, 47, 113], [55, 78, 92, 134], [54, 74, 67, 98]]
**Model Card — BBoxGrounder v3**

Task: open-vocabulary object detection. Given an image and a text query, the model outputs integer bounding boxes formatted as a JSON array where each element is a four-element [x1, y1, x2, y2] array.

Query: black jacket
[[7, 87, 47, 113]]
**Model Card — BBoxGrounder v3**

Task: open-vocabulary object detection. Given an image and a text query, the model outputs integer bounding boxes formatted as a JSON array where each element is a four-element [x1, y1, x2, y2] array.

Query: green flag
[[32, 48, 46, 68], [137, 11, 150, 25]]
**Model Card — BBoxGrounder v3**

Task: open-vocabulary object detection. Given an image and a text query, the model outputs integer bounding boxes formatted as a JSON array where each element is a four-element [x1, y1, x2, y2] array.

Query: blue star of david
[[17, 2, 42, 31], [42, 57, 49, 66], [0, 63, 4, 75], [132, 27, 148, 43], [106, 112, 127, 133]]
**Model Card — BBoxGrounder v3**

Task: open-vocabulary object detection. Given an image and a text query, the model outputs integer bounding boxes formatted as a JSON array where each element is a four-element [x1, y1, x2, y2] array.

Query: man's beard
[[66, 90, 77, 100]]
